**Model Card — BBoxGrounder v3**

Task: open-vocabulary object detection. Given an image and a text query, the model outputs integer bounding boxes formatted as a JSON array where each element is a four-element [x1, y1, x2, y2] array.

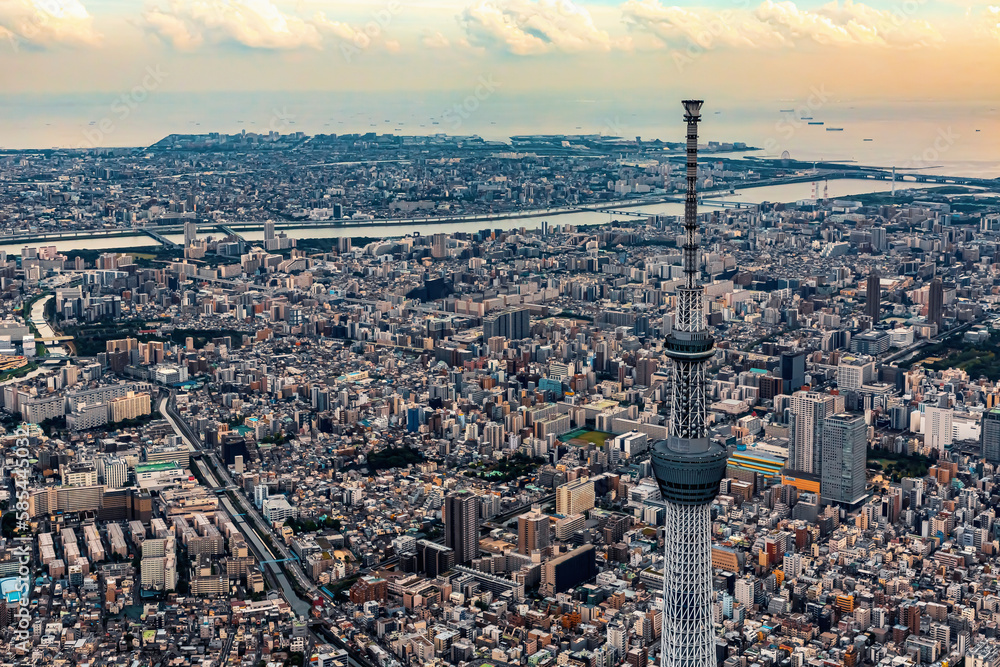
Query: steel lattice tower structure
[[651, 101, 729, 667]]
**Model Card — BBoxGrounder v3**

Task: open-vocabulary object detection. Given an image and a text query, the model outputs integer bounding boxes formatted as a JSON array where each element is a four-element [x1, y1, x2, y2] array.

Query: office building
[[781, 351, 805, 395], [982, 409, 1000, 465], [821, 413, 868, 507], [924, 405, 954, 451], [482, 308, 531, 342], [184, 221, 197, 247], [837, 356, 876, 392], [788, 391, 837, 475], [851, 330, 891, 356], [418, 539, 455, 578], [103, 457, 129, 490], [540, 544, 597, 596], [928, 277, 944, 327], [866, 271, 881, 322]]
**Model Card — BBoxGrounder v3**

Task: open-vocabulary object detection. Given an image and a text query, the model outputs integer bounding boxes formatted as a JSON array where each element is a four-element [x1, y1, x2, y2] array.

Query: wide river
[[0, 177, 934, 256]]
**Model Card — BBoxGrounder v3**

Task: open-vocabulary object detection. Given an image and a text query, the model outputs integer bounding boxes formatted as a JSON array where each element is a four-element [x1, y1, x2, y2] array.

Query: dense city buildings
[[0, 126, 998, 667]]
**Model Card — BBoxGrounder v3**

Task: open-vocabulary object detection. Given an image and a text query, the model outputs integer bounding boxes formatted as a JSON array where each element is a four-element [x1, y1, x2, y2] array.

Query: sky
[[0, 0, 998, 104]]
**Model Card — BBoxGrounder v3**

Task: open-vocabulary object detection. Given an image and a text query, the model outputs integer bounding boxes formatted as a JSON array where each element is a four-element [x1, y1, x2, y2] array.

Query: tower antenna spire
[[651, 100, 729, 667]]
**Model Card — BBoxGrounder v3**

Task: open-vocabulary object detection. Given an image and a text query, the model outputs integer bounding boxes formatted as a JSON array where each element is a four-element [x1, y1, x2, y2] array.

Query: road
[[882, 316, 989, 365], [160, 391, 374, 666], [484, 494, 557, 530], [158, 391, 314, 617]]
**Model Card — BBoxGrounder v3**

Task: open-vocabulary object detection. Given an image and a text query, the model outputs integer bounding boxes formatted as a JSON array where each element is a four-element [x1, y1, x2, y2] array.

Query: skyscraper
[[443, 489, 480, 566], [871, 226, 887, 252], [483, 307, 531, 342], [518, 509, 550, 556], [981, 408, 1000, 465], [788, 391, 838, 475], [183, 221, 197, 247], [820, 413, 868, 507], [650, 101, 729, 667], [866, 271, 881, 322], [928, 277, 944, 328], [924, 405, 954, 451], [637, 357, 659, 387], [780, 351, 805, 395]]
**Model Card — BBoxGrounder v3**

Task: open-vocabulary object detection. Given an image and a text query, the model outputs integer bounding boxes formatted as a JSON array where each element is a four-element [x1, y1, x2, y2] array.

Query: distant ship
[[779, 109, 794, 112], [808, 121, 824, 125], [826, 128, 844, 131], [863, 138, 873, 142], [801, 117, 813, 120]]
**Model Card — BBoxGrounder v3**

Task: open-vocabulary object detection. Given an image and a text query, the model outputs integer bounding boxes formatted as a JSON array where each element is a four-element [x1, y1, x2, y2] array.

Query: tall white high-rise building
[[254, 484, 269, 509], [788, 391, 837, 474], [735, 577, 756, 609], [607, 620, 627, 661], [782, 553, 804, 579], [103, 457, 128, 490], [837, 355, 876, 391], [183, 221, 198, 247], [924, 405, 954, 450]]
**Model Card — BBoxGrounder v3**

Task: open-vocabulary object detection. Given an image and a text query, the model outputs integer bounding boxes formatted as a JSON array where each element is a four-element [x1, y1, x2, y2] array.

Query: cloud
[[621, 0, 942, 50], [312, 11, 368, 45], [756, 0, 943, 48], [986, 6, 1000, 39], [621, 0, 783, 49], [422, 30, 451, 48], [0, 0, 101, 49], [459, 0, 615, 55], [141, 0, 394, 52]]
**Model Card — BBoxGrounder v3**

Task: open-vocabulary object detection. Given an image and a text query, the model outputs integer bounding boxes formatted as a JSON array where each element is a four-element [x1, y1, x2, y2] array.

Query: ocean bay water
[[1, 92, 998, 177]]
